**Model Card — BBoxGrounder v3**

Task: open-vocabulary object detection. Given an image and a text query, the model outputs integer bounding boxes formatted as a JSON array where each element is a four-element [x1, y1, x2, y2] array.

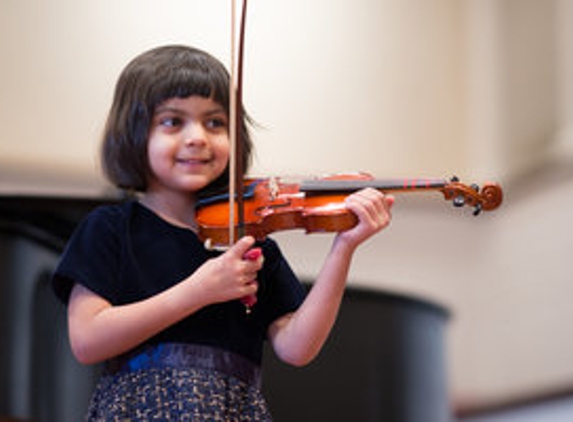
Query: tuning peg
[[453, 195, 465, 207], [451, 175, 460, 182], [473, 203, 483, 216], [470, 183, 480, 192]]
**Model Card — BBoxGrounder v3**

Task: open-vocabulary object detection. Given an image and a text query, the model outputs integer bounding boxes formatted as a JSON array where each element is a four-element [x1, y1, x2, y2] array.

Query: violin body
[[195, 173, 503, 249], [196, 176, 358, 248]]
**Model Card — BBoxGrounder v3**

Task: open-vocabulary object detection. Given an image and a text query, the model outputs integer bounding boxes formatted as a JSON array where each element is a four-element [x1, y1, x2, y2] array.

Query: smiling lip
[[176, 157, 210, 166]]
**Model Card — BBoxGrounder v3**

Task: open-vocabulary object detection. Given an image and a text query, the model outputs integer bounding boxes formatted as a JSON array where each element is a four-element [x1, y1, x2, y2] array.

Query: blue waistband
[[105, 343, 262, 388]]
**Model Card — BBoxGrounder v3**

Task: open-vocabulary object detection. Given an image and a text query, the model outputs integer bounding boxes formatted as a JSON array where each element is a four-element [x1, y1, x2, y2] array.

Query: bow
[[228, 0, 248, 245]]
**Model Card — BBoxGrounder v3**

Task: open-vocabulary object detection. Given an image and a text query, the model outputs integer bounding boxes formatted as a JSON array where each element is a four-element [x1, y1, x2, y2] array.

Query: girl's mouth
[[176, 157, 210, 166]]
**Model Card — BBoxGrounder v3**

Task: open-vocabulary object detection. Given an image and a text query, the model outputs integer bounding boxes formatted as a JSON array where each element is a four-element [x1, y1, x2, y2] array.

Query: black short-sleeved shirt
[[52, 201, 306, 364]]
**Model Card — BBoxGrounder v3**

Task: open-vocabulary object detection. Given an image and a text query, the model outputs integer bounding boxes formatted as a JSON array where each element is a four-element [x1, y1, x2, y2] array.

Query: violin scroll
[[442, 176, 503, 216]]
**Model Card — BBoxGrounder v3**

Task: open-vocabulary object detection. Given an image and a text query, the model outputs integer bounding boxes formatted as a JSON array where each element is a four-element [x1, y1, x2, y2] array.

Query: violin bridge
[[269, 177, 279, 201]]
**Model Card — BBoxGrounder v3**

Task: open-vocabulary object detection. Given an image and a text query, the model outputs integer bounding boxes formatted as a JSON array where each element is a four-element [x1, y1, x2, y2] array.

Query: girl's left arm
[[268, 188, 394, 366]]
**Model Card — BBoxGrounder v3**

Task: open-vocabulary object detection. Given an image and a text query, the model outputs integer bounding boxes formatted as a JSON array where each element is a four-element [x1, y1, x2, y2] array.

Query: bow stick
[[228, 0, 248, 245], [230, 0, 260, 313]]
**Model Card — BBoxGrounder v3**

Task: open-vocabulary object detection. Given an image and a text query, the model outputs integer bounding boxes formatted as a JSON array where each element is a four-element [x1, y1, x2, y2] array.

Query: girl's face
[[146, 95, 230, 196]]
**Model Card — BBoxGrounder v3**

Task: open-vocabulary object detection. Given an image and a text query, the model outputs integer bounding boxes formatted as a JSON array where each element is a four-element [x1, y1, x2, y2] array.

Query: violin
[[196, 173, 503, 249], [222, 1, 503, 311]]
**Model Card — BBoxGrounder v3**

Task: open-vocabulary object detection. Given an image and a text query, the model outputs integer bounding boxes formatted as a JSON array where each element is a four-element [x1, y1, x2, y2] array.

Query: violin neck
[[299, 178, 448, 195]]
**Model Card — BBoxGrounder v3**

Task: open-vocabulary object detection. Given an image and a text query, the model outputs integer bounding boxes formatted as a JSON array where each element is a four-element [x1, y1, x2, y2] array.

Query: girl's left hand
[[268, 188, 394, 366], [336, 188, 394, 249]]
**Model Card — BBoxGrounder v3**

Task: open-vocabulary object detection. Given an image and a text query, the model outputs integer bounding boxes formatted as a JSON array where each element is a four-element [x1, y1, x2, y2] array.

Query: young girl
[[52, 45, 394, 420]]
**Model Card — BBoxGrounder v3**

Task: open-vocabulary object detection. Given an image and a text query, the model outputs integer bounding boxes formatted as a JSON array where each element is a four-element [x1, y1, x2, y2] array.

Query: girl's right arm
[[68, 236, 262, 365]]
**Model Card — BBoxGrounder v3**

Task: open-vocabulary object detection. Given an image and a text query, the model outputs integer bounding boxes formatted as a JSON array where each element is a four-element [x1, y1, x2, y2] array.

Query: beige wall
[[1, 0, 572, 410], [0, 0, 467, 180]]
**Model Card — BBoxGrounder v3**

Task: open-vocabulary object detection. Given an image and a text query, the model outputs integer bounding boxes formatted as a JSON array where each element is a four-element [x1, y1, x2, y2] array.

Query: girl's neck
[[139, 191, 198, 231]]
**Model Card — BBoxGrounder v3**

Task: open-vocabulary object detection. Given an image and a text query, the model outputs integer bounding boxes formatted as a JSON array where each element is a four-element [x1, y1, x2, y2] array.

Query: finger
[[346, 189, 379, 218], [370, 192, 393, 225], [241, 280, 259, 307], [347, 189, 392, 227], [228, 236, 256, 258], [382, 196, 395, 218], [384, 195, 395, 209], [364, 189, 393, 216]]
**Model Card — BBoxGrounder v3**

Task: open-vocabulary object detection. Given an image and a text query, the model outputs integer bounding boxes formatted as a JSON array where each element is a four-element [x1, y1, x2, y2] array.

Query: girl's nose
[[184, 122, 207, 146]]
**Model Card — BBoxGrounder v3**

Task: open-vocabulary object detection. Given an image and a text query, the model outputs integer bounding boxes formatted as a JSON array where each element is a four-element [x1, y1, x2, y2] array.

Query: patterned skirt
[[86, 343, 272, 421]]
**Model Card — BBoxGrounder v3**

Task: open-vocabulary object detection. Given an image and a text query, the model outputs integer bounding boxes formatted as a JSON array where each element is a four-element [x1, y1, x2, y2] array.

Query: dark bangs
[[145, 48, 231, 115]]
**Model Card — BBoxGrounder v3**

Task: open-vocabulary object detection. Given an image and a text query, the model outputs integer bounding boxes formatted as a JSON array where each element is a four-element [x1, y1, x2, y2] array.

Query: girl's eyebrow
[[204, 107, 227, 116], [154, 106, 180, 115], [154, 104, 227, 116]]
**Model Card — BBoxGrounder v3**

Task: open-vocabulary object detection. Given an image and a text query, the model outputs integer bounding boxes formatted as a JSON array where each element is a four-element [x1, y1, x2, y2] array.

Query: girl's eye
[[159, 116, 183, 128], [206, 117, 228, 131]]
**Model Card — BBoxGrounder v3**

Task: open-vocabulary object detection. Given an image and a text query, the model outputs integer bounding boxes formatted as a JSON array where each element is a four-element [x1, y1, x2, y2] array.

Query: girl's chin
[[180, 175, 217, 191]]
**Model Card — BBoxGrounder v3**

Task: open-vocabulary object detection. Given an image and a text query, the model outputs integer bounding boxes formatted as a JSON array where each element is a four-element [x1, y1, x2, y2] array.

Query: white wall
[[1, 0, 572, 412]]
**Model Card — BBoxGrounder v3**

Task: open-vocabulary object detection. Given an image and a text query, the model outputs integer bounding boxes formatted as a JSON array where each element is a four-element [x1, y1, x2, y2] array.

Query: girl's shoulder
[[87, 200, 136, 219], [53, 201, 138, 304], [80, 200, 139, 228], [64, 201, 144, 247]]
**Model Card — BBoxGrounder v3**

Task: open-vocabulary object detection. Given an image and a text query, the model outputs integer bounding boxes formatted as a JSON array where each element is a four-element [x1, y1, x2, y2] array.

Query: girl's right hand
[[191, 236, 263, 306]]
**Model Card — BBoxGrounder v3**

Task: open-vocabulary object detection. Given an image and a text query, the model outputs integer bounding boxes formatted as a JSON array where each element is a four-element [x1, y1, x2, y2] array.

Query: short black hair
[[101, 45, 253, 194]]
